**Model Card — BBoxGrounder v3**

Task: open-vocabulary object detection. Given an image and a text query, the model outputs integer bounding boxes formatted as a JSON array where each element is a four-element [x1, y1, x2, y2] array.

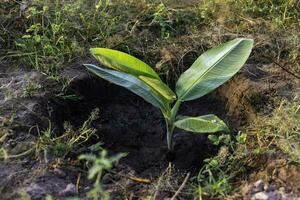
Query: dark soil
[[57, 65, 230, 175]]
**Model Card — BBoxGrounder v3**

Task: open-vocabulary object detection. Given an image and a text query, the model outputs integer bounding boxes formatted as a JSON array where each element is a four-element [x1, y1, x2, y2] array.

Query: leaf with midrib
[[176, 38, 253, 101], [174, 115, 230, 133], [84, 64, 168, 111], [138, 75, 176, 102], [90, 48, 176, 103], [90, 48, 160, 79]]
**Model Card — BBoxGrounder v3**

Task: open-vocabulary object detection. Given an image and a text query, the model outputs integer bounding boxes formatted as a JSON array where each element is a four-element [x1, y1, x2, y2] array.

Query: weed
[[243, 98, 300, 163], [35, 108, 99, 159], [19, 190, 31, 200], [152, 3, 171, 39], [21, 78, 42, 98], [1, 0, 123, 74], [0, 147, 8, 160], [79, 147, 126, 200], [194, 132, 247, 199], [194, 97, 300, 199], [50, 76, 82, 101]]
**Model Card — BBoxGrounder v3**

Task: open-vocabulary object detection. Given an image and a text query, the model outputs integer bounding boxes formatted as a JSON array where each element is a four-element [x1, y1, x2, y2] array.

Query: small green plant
[[152, 3, 171, 38], [21, 78, 42, 98], [195, 132, 248, 199], [35, 108, 99, 159], [79, 146, 126, 200], [84, 38, 253, 151]]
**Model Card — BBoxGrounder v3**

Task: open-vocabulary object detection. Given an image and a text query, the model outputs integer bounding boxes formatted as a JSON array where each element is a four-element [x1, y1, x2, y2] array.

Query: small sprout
[[79, 149, 127, 200], [236, 132, 247, 144]]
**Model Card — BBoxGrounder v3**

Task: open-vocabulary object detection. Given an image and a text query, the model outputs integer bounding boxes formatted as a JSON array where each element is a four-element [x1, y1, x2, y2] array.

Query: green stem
[[165, 100, 181, 151], [166, 120, 174, 150]]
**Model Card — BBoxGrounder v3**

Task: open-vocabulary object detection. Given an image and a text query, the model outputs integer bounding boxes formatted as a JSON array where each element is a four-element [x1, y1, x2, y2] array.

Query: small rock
[[252, 192, 269, 200], [59, 183, 77, 197], [254, 180, 264, 188], [26, 183, 47, 199], [265, 184, 276, 192], [53, 168, 66, 178], [253, 180, 265, 192], [84, 186, 91, 192], [268, 191, 282, 200], [281, 194, 288, 200]]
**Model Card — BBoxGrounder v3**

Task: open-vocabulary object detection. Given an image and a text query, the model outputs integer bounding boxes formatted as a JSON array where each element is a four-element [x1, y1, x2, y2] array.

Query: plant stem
[[165, 100, 181, 151], [166, 121, 174, 150]]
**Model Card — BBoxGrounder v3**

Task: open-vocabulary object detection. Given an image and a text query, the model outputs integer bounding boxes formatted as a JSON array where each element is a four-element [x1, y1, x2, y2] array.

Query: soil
[[0, 59, 299, 199]]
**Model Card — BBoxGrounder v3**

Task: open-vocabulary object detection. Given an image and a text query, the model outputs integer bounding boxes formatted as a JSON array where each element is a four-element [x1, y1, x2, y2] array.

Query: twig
[[262, 55, 300, 80], [170, 172, 190, 200], [1, 147, 34, 160], [110, 170, 151, 184]]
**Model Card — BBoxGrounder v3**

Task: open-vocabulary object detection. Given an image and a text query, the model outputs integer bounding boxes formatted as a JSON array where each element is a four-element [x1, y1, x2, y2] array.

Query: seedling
[[84, 38, 253, 151]]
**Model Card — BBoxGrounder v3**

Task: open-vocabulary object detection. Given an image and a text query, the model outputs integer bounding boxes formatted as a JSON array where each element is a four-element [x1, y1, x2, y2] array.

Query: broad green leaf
[[138, 75, 176, 102], [90, 48, 176, 103], [176, 38, 253, 101], [90, 48, 160, 79], [84, 64, 167, 111], [174, 114, 230, 133]]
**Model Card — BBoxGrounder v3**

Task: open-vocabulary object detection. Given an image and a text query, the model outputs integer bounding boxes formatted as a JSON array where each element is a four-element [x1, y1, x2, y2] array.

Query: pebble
[[252, 192, 269, 200], [265, 184, 276, 192], [26, 183, 47, 199], [59, 183, 77, 197], [253, 179, 265, 192], [53, 168, 66, 178]]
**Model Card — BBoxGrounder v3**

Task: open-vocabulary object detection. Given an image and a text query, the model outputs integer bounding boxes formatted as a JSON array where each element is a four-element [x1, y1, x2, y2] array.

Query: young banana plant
[[84, 38, 253, 151]]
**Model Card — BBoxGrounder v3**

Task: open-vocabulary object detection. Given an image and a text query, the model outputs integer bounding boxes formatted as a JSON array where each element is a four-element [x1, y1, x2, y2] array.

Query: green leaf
[[90, 48, 160, 79], [88, 165, 102, 179], [84, 64, 167, 111], [138, 75, 176, 102], [90, 48, 176, 103], [174, 114, 230, 133], [78, 154, 97, 161], [176, 38, 253, 101]]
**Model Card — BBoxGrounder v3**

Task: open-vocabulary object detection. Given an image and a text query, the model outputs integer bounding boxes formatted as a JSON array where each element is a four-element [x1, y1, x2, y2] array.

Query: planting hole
[[52, 67, 232, 175]]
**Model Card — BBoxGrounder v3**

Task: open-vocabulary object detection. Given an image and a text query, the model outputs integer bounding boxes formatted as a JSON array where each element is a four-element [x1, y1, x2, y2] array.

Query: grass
[[242, 97, 300, 164], [79, 148, 126, 200], [1, 0, 124, 73], [34, 108, 100, 159], [1, 0, 299, 78], [193, 97, 300, 199]]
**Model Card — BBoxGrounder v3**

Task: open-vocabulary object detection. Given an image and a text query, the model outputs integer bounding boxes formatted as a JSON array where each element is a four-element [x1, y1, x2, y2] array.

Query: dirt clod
[[241, 179, 290, 200], [59, 183, 77, 197], [26, 183, 47, 200]]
